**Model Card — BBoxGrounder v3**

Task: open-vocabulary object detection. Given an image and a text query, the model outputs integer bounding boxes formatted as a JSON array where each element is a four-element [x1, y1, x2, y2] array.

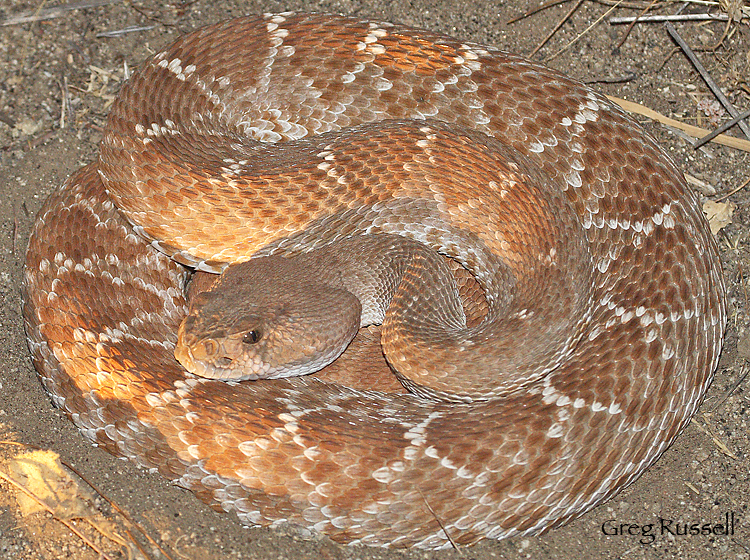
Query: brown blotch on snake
[[23, 13, 726, 549]]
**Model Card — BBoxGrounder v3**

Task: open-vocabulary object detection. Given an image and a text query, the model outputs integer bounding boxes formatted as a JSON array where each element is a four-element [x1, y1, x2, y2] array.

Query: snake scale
[[23, 13, 726, 549]]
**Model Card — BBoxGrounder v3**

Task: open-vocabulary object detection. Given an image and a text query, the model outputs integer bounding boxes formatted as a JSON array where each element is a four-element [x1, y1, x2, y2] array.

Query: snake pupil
[[243, 330, 262, 344]]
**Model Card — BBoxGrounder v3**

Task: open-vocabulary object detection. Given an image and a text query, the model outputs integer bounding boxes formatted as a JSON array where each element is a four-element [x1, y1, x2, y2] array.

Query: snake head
[[174, 265, 362, 381]]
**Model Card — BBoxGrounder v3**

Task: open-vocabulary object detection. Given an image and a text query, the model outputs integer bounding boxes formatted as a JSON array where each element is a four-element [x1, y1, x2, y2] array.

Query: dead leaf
[[703, 200, 734, 235], [6, 449, 95, 518]]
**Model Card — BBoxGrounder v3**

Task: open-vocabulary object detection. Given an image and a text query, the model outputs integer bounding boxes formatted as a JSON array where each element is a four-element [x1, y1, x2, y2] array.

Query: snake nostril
[[202, 339, 218, 357]]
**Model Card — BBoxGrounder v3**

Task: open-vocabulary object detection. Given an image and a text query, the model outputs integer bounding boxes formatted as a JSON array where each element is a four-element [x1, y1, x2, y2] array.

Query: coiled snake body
[[23, 14, 726, 549]]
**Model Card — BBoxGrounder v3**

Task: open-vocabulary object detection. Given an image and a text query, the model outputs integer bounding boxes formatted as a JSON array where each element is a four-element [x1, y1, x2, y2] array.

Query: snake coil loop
[[23, 13, 725, 549]]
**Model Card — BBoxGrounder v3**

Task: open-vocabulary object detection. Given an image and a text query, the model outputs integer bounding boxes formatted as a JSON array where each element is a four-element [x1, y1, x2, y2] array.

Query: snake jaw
[[174, 309, 275, 380], [174, 326, 274, 380]]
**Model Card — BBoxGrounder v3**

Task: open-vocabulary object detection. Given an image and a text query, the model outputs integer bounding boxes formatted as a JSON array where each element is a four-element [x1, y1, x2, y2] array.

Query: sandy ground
[[1, 1, 749, 559]]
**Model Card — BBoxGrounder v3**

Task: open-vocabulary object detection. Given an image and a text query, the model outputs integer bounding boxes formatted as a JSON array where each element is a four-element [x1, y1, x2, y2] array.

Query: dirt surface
[[1, 1, 748, 559]]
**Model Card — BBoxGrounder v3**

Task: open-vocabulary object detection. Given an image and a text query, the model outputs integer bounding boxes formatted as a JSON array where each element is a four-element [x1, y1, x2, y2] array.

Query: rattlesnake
[[23, 13, 726, 549]]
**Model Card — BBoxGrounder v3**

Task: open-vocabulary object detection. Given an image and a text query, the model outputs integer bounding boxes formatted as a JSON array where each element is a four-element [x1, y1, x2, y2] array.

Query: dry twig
[[614, 0, 659, 50], [97, 25, 157, 38], [665, 22, 750, 140], [545, 0, 626, 61], [610, 12, 731, 23], [694, 108, 750, 148], [507, 0, 572, 24], [607, 95, 750, 151], [708, 366, 749, 412], [530, 0, 586, 57], [1, 0, 120, 26], [418, 489, 460, 550], [714, 176, 750, 202], [694, 417, 738, 460]]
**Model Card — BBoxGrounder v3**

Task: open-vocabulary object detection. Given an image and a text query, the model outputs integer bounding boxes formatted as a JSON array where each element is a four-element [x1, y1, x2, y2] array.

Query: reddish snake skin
[[23, 13, 726, 549]]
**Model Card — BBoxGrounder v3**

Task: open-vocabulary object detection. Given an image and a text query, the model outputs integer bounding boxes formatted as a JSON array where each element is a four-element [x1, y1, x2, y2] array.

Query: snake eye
[[243, 329, 262, 344]]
